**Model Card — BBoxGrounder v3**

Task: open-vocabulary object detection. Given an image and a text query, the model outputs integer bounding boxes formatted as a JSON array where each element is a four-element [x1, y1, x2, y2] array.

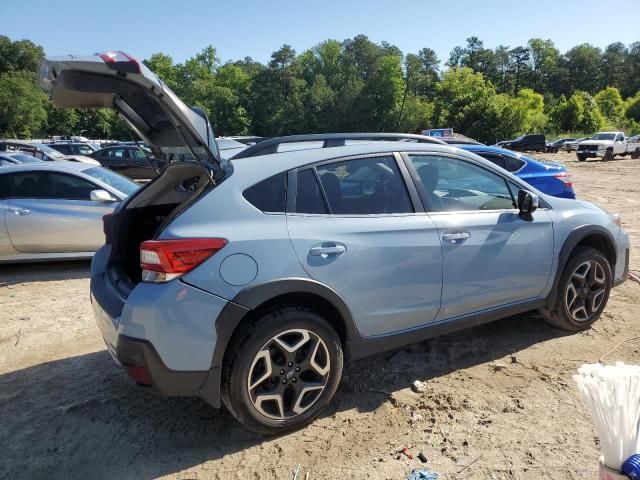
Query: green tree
[[563, 44, 604, 94], [0, 70, 47, 137], [594, 87, 625, 125]]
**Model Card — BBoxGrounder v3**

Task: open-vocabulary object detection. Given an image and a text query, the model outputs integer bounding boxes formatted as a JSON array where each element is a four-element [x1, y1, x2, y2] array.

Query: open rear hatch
[[40, 52, 230, 294]]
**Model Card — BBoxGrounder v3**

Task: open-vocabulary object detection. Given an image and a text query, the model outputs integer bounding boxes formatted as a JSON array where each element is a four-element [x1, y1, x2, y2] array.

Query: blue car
[[458, 144, 576, 199]]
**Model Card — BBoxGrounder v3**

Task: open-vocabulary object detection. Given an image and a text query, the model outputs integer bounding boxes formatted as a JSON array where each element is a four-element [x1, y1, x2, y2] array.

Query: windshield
[[514, 135, 525, 141], [34, 143, 65, 159], [9, 153, 41, 163], [83, 166, 139, 196], [590, 133, 616, 141]]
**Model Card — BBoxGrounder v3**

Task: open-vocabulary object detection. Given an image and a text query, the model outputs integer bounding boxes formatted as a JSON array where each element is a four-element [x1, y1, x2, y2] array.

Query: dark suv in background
[[89, 145, 166, 180], [497, 134, 546, 152]]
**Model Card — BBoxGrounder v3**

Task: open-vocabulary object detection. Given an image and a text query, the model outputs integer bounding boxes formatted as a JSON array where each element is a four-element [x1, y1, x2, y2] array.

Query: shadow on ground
[[0, 260, 90, 286], [0, 310, 567, 479]]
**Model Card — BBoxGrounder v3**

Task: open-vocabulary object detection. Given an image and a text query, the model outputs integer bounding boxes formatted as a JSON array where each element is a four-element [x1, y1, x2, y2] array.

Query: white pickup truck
[[576, 132, 640, 161]]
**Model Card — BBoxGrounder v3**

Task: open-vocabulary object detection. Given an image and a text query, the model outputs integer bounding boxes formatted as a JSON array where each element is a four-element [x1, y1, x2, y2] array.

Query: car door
[[405, 153, 553, 321], [286, 154, 443, 337], [0, 173, 17, 258], [127, 147, 155, 179], [5, 171, 117, 253], [615, 134, 626, 155], [104, 148, 131, 175]]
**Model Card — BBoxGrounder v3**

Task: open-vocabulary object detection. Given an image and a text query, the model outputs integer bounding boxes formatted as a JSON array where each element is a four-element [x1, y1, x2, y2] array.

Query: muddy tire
[[632, 148, 640, 160], [603, 149, 614, 161], [577, 154, 587, 162], [540, 247, 612, 331], [221, 306, 343, 435]]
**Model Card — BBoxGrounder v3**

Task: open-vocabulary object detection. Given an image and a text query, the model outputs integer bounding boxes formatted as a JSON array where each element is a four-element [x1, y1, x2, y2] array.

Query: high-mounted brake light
[[140, 238, 227, 282], [99, 51, 141, 74]]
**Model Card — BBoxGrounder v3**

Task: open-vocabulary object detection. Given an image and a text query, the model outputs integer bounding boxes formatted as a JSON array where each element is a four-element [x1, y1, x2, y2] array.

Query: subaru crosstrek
[[41, 52, 631, 434]]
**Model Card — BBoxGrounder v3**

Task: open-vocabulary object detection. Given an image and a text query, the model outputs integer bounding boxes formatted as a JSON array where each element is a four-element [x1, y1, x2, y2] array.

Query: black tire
[[221, 306, 343, 435], [631, 149, 640, 160], [603, 149, 614, 161], [540, 247, 612, 331], [577, 154, 587, 162]]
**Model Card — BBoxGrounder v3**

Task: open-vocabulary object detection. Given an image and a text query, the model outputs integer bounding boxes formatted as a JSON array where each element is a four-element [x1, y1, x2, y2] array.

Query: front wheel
[[631, 149, 640, 159], [222, 307, 343, 435], [603, 149, 614, 161], [577, 154, 587, 162], [540, 247, 612, 331]]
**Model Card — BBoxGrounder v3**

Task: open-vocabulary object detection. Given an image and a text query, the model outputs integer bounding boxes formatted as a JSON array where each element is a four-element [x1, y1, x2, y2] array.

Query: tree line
[[1, 34, 639, 144]]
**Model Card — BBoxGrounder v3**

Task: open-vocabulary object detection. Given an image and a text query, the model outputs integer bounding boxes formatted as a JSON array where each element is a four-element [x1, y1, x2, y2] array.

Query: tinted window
[[316, 156, 412, 215], [0, 174, 8, 197], [10, 172, 97, 200], [477, 153, 525, 172], [0, 159, 12, 166], [243, 173, 286, 213], [294, 169, 327, 214], [108, 149, 127, 158], [409, 155, 516, 212]]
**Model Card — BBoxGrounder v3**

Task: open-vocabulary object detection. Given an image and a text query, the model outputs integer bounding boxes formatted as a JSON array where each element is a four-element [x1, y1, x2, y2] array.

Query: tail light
[[140, 238, 227, 282], [125, 364, 151, 386], [554, 172, 573, 187]]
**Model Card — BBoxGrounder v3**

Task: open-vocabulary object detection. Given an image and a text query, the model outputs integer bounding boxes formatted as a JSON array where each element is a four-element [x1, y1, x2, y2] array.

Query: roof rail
[[230, 132, 447, 159]]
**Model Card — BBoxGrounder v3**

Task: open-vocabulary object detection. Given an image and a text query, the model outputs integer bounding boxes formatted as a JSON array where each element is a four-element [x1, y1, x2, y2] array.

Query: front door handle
[[442, 232, 470, 244], [309, 244, 346, 256], [8, 208, 30, 216]]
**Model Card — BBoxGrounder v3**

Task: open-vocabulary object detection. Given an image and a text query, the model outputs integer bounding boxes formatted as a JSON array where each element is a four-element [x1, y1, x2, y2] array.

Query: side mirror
[[90, 189, 118, 202], [518, 189, 539, 216]]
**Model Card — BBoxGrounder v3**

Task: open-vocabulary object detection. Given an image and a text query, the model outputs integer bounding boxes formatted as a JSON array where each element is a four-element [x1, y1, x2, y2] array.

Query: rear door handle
[[309, 244, 346, 256], [8, 208, 30, 216], [442, 232, 470, 243]]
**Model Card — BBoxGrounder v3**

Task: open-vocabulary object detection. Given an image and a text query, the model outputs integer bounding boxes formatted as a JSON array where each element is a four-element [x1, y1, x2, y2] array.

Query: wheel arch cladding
[[548, 225, 616, 309], [211, 278, 357, 371]]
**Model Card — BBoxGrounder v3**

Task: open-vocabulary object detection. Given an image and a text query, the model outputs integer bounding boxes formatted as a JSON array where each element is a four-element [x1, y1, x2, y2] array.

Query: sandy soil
[[1, 151, 639, 480]]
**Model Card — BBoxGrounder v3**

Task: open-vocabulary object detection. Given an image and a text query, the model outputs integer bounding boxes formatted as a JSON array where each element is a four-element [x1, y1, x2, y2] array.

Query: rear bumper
[[90, 271, 227, 408]]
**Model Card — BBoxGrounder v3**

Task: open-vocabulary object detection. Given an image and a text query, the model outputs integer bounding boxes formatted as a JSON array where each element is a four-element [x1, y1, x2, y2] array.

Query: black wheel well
[[225, 292, 350, 360], [573, 233, 616, 266]]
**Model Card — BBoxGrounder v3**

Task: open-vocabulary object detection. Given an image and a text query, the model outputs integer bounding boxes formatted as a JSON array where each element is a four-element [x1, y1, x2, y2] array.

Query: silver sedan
[[0, 161, 138, 263]]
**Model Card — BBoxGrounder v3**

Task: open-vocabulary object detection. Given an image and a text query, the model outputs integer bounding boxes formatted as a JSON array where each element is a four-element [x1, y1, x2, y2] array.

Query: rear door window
[[315, 156, 413, 215], [292, 169, 328, 214]]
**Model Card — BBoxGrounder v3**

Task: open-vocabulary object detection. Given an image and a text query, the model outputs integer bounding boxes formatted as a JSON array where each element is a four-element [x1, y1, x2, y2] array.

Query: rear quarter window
[[243, 173, 286, 213]]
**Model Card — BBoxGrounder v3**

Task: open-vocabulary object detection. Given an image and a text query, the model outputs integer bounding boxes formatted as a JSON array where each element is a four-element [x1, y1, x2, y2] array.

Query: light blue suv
[[42, 53, 630, 434]]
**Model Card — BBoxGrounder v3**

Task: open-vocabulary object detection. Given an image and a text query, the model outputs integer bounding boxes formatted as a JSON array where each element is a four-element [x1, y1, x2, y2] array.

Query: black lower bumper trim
[[116, 335, 221, 408]]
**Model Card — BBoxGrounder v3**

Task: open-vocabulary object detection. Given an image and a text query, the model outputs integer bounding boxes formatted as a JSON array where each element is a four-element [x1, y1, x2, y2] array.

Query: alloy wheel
[[247, 329, 331, 420], [564, 260, 607, 322]]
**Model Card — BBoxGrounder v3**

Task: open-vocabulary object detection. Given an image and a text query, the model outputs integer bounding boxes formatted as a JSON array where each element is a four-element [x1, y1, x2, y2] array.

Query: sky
[[2, 0, 638, 66]]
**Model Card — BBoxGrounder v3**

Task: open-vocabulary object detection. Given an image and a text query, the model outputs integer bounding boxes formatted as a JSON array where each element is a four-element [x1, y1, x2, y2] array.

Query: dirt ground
[[1, 151, 639, 480]]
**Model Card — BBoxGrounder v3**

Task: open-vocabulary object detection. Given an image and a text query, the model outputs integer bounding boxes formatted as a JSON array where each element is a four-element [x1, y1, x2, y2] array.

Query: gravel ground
[[1, 151, 639, 480]]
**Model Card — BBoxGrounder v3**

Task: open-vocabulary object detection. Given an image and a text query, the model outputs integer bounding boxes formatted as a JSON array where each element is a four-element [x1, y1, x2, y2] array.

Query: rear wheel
[[631, 148, 640, 160], [577, 154, 587, 162], [222, 306, 343, 434], [540, 247, 612, 331]]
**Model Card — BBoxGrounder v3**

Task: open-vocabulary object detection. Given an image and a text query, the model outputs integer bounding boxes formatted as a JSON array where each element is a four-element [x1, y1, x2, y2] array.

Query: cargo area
[[105, 162, 214, 293]]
